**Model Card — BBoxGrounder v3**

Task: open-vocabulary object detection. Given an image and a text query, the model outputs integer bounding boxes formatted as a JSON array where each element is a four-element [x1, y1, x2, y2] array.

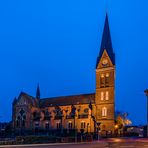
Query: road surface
[[1, 138, 148, 148]]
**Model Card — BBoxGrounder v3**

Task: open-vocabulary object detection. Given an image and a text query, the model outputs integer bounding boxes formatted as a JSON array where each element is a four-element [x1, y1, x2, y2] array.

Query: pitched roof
[[96, 14, 115, 68], [17, 92, 37, 106], [39, 93, 95, 108]]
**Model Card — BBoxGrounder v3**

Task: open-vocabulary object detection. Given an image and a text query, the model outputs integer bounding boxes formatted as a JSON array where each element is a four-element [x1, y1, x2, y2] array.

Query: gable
[[96, 49, 114, 69], [16, 92, 35, 106], [17, 96, 28, 106]]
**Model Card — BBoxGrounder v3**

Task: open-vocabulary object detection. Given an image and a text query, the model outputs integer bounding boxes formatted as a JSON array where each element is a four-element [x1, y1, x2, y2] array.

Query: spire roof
[[96, 14, 115, 68], [36, 83, 40, 99]]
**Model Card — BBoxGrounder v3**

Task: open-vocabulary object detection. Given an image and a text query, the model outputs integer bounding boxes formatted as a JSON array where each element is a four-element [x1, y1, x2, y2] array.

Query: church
[[12, 14, 115, 135]]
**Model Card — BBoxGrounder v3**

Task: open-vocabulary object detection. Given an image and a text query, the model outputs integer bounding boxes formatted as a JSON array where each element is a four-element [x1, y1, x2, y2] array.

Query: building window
[[106, 91, 109, 100], [101, 92, 104, 100], [16, 120, 20, 128], [100, 74, 105, 87], [68, 121, 73, 129], [106, 73, 109, 77], [102, 107, 107, 117], [105, 73, 109, 86], [45, 122, 49, 129], [22, 120, 25, 127], [57, 122, 61, 129], [101, 91, 109, 101], [81, 121, 86, 129], [35, 122, 39, 127]]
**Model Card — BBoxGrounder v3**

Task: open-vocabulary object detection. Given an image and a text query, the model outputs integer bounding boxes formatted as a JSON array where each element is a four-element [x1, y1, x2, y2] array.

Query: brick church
[[12, 14, 115, 135]]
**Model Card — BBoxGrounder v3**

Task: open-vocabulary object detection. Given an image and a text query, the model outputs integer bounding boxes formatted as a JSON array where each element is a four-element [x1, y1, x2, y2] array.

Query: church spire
[[96, 14, 115, 68], [36, 83, 40, 99]]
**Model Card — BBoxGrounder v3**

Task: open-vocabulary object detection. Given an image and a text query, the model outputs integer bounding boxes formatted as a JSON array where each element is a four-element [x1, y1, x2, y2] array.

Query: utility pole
[[144, 89, 148, 137]]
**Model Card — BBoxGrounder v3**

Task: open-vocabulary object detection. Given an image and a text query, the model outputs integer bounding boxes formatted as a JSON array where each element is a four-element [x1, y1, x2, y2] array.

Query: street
[[1, 138, 148, 148]]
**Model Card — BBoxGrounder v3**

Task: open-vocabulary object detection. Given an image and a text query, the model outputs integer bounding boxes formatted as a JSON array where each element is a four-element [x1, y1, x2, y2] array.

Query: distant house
[[124, 126, 144, 137]]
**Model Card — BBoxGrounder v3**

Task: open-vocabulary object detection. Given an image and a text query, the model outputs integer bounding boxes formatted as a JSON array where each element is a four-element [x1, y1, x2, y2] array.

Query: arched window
[[100, 74, 105, 87], [23, 115, 26, 120], [35, 121, 39, 128], [105, 91, 109, 100], [16, 116, 21, 128], [16, 120, 19, 127], [102, 107, 107, 117], [22, 114, 26, 127], [19, 109, 25, 116], [18, 109, 26, 128], [68, 121, 73, 129], [22, 120, 25, 127], [57, 122, 61, 129], [81, 121, 86, 129], [105, 73, 110, 86], [45, 122, 50, 129], [101, 92, 104, 100]]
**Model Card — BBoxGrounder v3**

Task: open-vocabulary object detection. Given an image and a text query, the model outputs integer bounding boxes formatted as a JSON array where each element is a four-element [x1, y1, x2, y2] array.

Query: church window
[[101, 92, 104, 100], [23, 115, 26, 120], [106, 91, 109, 100], [102, 107, 107, 117], [19, 109, 25, 116], [16, 120, 20, 127], [22, 120, 25, 127], [101, 74, 104, 78], [81, 121, 86, 129], [105, 73, 110, 86], [100, 74, 105, 87], [106, 73, 109, 77], [35, 122, 39, 127], [57, 122, 61, 129], [16, 117, 20, 128], [45, 122, 49, 129], [68, 121, 73, 129]]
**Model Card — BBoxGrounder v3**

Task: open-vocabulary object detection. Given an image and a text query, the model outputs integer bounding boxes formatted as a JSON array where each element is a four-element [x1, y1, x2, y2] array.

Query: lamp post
[[144, 89, 148, 137], [114, 124, 119, 137], [74, 114, 77, 142], [71, 105, 77, 143], [96, 122, 101, 140]]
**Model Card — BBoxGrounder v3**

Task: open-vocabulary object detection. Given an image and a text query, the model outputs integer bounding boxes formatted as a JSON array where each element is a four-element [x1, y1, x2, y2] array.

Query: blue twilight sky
[[0, 0, 148, 125]]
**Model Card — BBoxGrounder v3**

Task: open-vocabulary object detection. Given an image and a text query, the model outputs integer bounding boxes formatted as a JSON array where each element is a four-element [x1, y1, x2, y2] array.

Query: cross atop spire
[[36, 83, 40, 99], [96, 14, 115, 68]]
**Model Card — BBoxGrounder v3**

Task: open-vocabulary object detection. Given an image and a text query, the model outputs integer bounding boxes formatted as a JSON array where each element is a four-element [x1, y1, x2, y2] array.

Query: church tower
[[95, 14, 115, 133]]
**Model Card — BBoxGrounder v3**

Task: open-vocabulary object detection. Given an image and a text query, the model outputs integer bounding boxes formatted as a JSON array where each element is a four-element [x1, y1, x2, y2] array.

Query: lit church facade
[[12, 15, 115, 135]]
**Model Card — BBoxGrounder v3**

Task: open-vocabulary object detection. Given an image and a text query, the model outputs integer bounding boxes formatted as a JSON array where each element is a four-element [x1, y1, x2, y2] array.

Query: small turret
[[36, 84, 40, 99]]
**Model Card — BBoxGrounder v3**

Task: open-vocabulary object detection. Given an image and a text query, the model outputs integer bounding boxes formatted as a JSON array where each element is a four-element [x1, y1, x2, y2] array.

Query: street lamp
[[114, 124, 119, 136], [144, 89, 148, 137]]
